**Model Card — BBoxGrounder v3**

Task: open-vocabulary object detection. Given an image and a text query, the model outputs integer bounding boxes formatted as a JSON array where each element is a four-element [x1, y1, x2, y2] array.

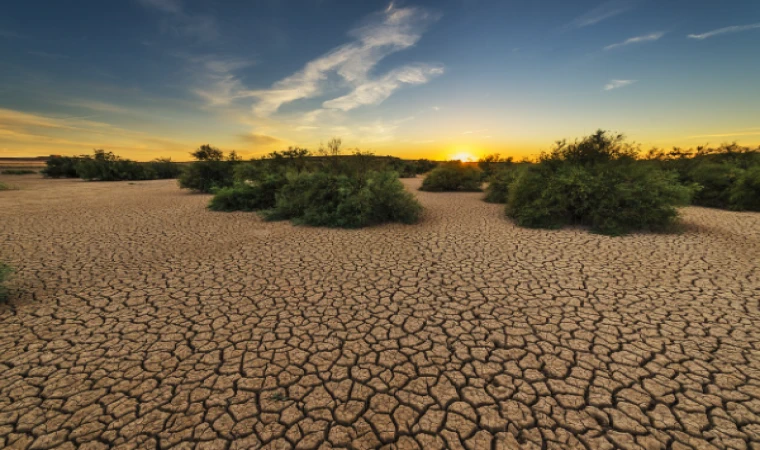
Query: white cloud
[[569, 0, 634, 29], [604, 79, 637, 91], [688, 22, 760, 40], [322, 64, 443, 111], [248, 3, 441, 116], [604, 32, 664, 50]]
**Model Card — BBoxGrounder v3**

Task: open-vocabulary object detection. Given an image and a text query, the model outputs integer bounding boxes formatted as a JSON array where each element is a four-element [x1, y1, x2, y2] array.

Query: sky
[[0, 0, 759, 161]]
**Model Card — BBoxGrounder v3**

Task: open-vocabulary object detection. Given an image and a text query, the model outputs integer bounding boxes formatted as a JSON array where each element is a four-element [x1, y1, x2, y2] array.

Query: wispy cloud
[[322, 64, 443, 111], [237, 133, 283, 146], [248, 3, 441, 116], [138, 0, 218, 41], [688, 22, 760, 40], [180, 55, 255, 106], [569, 0, 634, 29], [604, 32, 665, 50], [604, 79, 637, 91], [688, 128, 760, 139]]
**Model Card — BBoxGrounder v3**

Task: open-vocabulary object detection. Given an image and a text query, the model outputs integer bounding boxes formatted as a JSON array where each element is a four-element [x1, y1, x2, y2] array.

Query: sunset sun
[[450, 152, 476, 162]]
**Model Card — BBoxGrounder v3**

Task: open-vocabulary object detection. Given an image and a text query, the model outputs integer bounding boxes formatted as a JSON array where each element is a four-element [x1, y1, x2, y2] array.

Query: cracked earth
[[1, 175, 760, 450]]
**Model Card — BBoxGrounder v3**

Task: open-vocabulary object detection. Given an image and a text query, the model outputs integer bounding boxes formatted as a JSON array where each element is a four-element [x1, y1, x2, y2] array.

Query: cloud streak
[[688, 22, 760, 40], [322, 64, 443, 111], [604, 79, 637, 91], [604, 32, 664, 50], [569, 0, 634, 29], [138, 0, 218, 41], [248, 4, 442, 116]]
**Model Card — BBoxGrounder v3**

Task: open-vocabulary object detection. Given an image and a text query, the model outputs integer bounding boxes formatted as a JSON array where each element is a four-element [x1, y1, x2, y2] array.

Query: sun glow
[[450, 152, 476, 162]]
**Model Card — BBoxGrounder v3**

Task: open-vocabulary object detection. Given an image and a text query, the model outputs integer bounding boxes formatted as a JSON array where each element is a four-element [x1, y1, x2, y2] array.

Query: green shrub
[[483, 167, 522, 203], [42, 155, 81, 178], [208, 174, 286, 212], [478, 154, 514, 180], [147, 158, 182, 179], [267, 171, 421, 228], [505, 130, 696, 235], [1, 169, 37, 175], [178, 145, 238, 193], [688, 162, 742, 208], [414, 159, 439, 174], [420, 162, 482, 192], [76, 150, 155, 181], [0, 182, 10, 191], [0, 263, 12, 302], [730, 166, 760, 211]]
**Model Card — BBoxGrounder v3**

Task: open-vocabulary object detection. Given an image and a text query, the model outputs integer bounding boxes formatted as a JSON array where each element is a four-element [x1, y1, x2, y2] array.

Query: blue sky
[[1, 0, 759, 160]]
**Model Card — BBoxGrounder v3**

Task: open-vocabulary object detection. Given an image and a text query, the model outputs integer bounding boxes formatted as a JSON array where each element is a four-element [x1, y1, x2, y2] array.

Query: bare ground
[[1, 175, 759, 450]]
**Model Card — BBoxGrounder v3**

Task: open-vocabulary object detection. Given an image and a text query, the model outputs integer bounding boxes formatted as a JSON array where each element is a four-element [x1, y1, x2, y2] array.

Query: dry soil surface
[[1, 175, 760, 450]]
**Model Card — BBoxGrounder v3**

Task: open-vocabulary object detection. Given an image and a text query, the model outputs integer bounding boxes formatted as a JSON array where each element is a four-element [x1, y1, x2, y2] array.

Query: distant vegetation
[[420, 161, 483, 192], [1, 169, 37, 175], [0, 182, 10, 191], [42, 151, 182, 181], [196, 139, 423, 228], [642, 143, 760, 211], [0, 262, 12, 302]]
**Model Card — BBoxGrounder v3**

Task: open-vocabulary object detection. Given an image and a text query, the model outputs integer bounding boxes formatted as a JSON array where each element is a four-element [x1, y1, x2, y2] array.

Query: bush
[[0, 182, 10, 191], [208, 174, 286, 212], [178, 145, 238, 193], [147, 158, 182, 179], [42, 155, 81, 178], [507, 164, 694, 235], [483, 167, 522, 203], [0, 262, 12, 302], [420, 162, 482, 192], [505, 130, 696, 235], [1, 169, 37, 175], [730, 166, 760, 211], [266, 170, 421, 228], [688, 162, 742, 208], [76, 150, 155, 181]]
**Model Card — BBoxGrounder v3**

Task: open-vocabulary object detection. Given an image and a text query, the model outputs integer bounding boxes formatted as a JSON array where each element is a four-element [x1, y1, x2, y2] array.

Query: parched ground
[[1, 175, 760, 450]]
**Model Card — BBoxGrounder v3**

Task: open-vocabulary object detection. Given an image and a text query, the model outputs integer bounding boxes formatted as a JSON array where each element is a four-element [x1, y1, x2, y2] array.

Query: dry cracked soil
[[1, 175, 760, 450]]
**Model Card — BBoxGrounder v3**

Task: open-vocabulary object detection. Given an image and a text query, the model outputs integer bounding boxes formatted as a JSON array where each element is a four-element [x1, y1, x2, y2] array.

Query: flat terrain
[[1, 175, 759, 450]]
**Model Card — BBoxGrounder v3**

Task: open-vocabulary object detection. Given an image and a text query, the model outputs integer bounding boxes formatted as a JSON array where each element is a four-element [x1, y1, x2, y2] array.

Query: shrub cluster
[[0, 262, 12, 302], [501, 130, 696, 235], [0, 182, 10, 191], [42, 151, 181, 181], [178, 145, 240, 193], [42, 156, 81, 178], [195, 140, 425, 228], [483, 166, 523, 203], [478, 154, 514, 180], [644, 143, 760, 211], [208, 174, 286, 212], [265, 170, 421, 228], [1, 169, 37, 175], [420, 161, 483, 192]]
